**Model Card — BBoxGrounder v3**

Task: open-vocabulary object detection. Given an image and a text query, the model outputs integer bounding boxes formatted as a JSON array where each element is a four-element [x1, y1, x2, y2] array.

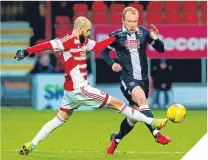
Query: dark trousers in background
[[153, 89, 172, 108]]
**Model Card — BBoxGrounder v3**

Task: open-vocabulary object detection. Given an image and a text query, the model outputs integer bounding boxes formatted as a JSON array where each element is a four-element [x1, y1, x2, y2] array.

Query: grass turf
[[1, 107, 207, 160]]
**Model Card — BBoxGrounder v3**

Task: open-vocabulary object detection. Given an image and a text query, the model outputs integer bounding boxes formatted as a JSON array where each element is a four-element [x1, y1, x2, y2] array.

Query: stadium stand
[[92, 14, 108, 24], [73, 3, 88, 15], [55, 16, 70, 25], [165, 1, 181, 13], [147, 2, 163, 13], [1, 1, 207, 76], [92, 1, 108, 14], [183, 1, 198, 12], [182, 12, 199, 24], [165, 12, 181, 24], [110, 3, 125, 15], [146, 12, 163, 24], [110, 14, 123, 24], [1, 22, 35, 76]]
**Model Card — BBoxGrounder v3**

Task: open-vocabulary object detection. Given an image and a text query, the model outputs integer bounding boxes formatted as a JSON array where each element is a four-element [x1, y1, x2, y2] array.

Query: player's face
[[123, 12, 138, 33], [79, 23, 91, 44], [160, 63, 167, 69]]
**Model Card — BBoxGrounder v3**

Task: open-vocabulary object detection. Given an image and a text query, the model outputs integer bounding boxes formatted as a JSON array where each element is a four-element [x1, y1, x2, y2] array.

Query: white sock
[[153, 130, 160, 136], [119, 104, 153, 125], [127, 118, 137, 127], [31, 114, 66, 146]]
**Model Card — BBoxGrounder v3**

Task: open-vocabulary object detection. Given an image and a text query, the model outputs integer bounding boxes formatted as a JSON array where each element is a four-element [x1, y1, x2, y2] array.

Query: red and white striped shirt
[[50, 33, 96, 91], [26, 32, 116, 91]]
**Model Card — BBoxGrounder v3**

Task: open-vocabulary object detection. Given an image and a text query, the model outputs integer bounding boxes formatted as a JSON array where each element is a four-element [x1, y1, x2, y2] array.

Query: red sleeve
[[93, 36, 116, 52], [27, 42, 53, 55], [26, 34, 74, 55]]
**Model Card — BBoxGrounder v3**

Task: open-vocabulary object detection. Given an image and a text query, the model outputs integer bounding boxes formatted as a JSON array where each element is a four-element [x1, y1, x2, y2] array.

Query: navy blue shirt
[[101, 26, 164, 81]]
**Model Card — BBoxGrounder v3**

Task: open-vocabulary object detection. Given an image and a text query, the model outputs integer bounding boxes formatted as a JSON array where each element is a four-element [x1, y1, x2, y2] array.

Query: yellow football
[[167, 104, 186, 123]]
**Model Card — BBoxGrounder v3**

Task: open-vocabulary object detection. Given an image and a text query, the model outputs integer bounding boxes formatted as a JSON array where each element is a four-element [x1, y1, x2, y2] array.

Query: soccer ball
[[167, 104, 186, 123]]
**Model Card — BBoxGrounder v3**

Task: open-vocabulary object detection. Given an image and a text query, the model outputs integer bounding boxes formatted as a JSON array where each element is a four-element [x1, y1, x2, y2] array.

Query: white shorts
[[60, 85, 112, 112]]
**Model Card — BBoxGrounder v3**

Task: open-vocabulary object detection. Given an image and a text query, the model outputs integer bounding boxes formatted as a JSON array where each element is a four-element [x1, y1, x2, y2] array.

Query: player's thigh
[[121, 79, 148, 106], [131, 86, 148, 106], [76, 86, 112, 109], [60, 90, 80, 114], [120, 83, 137, 106]]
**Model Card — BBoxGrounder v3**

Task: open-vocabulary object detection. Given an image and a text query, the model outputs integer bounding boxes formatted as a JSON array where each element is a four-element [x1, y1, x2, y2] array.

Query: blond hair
[[122, 7, 139, 20]]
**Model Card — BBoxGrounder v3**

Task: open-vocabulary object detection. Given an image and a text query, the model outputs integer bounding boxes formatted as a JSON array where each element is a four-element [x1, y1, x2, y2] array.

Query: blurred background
[[0, 1, 207, 110]]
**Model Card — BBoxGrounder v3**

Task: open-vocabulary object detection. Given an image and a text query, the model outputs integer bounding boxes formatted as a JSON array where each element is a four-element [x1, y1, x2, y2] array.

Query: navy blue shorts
[[120, 79, 149, 106]]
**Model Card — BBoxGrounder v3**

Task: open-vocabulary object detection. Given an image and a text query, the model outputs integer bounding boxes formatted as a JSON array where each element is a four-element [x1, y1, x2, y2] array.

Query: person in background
[[29, 53, 56, 74], [151, 59, 173, 108]]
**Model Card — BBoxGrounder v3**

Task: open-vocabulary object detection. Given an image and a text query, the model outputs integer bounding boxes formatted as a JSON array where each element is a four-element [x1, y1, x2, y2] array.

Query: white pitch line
[[0, 150, 185, 154]]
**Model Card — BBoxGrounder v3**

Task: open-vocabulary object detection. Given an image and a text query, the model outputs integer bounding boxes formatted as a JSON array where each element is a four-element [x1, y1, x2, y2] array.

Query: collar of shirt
[[122, 25, 139, 33]]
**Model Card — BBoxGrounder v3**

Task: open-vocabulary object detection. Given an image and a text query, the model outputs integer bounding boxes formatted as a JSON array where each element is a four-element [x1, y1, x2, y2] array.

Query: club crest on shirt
[[100, 91, 106, 95], [129, 82, 135, 86], [74, 39, 80, 44], [137, 29, 143, 37], [125, 39, 140, 49]]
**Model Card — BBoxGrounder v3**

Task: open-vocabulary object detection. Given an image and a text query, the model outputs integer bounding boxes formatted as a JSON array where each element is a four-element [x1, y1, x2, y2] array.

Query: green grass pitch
[[1, 107, 207, 160]]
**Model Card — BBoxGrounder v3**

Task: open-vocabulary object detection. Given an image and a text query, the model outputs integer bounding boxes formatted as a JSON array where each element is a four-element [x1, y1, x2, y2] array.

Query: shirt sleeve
[[49, 38, 65, 51], [85, 39, 96, 51], [143, 27, 164, 53], [50, 34, 74, 51], [107, 34, 115, 50], [26, 34, 75, 55]]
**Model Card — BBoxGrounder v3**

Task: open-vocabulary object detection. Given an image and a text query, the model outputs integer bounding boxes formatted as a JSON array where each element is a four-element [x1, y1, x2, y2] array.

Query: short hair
[[122, 7, 139, 20], [74, 16, 91, 29]]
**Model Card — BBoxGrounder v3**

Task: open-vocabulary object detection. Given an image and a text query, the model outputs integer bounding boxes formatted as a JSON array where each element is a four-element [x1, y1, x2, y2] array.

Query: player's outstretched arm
[[148, 24, 165, 53], [89, 32, 126, 52], [91, 36, 116, 52], [14, 34, 70, 61], [14, 41, 53, 61], [101, 48, 115, 66]]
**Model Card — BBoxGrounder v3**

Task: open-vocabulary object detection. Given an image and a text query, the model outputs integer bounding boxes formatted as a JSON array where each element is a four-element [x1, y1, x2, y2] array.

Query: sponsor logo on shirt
[[125, 40, 140, 49]]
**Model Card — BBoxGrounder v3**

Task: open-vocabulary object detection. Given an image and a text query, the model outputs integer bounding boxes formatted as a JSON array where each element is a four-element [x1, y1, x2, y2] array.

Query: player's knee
[[133, 97, 147, 106], [139, 99, 148, 106], [58, 110, 73, 121], [132, 92, 147, 106]]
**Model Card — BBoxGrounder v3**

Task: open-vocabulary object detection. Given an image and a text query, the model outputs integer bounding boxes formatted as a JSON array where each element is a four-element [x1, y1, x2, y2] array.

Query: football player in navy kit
[[101, 7, 171, 154]]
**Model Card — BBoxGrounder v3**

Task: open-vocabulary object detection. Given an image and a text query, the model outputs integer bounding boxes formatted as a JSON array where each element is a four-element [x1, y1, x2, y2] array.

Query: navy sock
[[140, 110, 156, 135], [115, 118, 134, 140]]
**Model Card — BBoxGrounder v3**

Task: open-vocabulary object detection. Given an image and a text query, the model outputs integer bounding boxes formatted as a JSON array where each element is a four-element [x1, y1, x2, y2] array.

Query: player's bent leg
[[19, 108, 73, 155], [106, 97, 167, 154], [106, 117, 136, 154], [132, 86, 161, 134], [110, 106, 138, 146], [131, 86, 171, 145]]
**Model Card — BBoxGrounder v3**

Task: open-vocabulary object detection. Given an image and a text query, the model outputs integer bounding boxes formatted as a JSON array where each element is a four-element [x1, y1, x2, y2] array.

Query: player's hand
[[14, 49, 29, 61], [112, 63, 122, 72], [149, 24, 159, 40]]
